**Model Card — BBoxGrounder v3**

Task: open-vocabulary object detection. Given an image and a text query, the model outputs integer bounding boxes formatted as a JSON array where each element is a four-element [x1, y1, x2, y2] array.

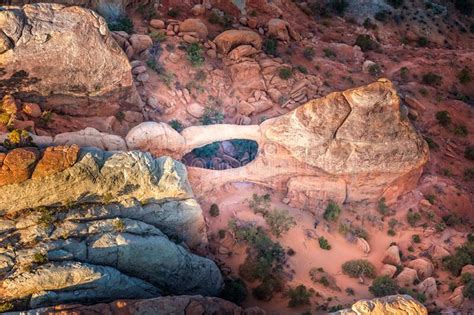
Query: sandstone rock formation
[[0, 146, 222, 309], [15, 296, 266, 314], [214, 29, 262, 55], [331, 294, 428, 314], [0, 4, 142, 134]]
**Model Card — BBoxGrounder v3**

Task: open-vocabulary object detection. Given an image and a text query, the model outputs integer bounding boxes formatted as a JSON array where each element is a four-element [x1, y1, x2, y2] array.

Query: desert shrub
[[422, 72, 442, 86], [169, 119, 184, 132], [454, 124, 468, 136], [252, 276, 283, 301], [342, 259, 376, 278], [388, 218, 398, 229], [425, 194, 436, 205], [412, 234, 421, 243], [248, 193, 271, 216], [303, 47, 315, 60], [221, 278, 248, 305], [338, 222, 369, 240], [265, 209, 296, 238], [399, 287, 426, 303], [323, 48, 336, 58], [417, 36, 429, 47], [458, 67, 472, 84], [386, 0, 403, 8], [209, 203, 220, 217], [296, 65, 308, 74], [37, 207, 54, 227], [279, 67, 293, 80], [424, 137, 439, 150], [324, 201, 341, 222], [369, 276, 399, 297], [186, 43, 204, 67], [218, 229, 226, 239], [0, 302, 14, 312], [400, 67, 409, 81], [107, 16, 133, 33], [287, 284, 314, 307], [287, 248, 296, 256], [461, 273, 472, 284], [407, 209, 421, 227], [346, 287, 355, 295], [167, 7, 180, 18], [455, 0, 473, 15], [465, 145, 474, 160], [355, 35, 379, 52], [377, 198, 389, 216], [263, 38, 278, 56], [230, 139, 258, 161], [113, 218, 125, 232], [3, 129, 35, 149], [442, 239, 474, 276], [193, 141, 220, 158], [442, 214, 462, 227], [150, 31, 167, 43], [0, 112, 10, 126], [200, 107, 224, 125], [318, 236, 332, 250], [465, 168, 474, 180], [368, 64, 381, 77], [330, 0, 349, 14], [464, 280, 474, 299], [387, 229, 396, 236], [436, 111, 451, 126], [33, 252, 48, 265]]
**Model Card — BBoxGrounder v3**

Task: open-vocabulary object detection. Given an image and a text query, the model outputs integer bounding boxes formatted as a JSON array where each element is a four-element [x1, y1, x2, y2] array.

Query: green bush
[[323, 48, 336, 58], [368, 64, 381, 77], [3, 129, 35, 149], [417, 37, 429, 47], [387, 229, 396, 236], [200, 107, 224, 125], [377, 198, 389, 216], [303, 47, 315, 60], [252, 276, 283, 301], [296, 65, 308, 74], [458, 67, 472, 84], [442, 214, 462, 227], [465, 145, 474, 160], [210, 203, 220, 217], [422, 72, 442, 86], [424, 137, 439, 150], [169, 119, 184, 132], [461, 272, 472, 284], [107, 16, 133, 33], [193, 141, 220, 158], [412, 234, 421, 243], [33, 252, 48, 265], [436, 111, 451, 127], [463, 280, 474, 299], [220, 278, 248, 305], [278, 67, 293, 80], [465, 168, 474, 180], [265, 209, 296, 238], [167, 7, 180, 18], [355, 35, 379, 52], [342, 259, 376, 278], [263, 38, 278, 56], [186, 43, 204, 67], [248, 193, 271, 216], [454, 124, 468, 137], [324, 201, 341, 222], [369, 276, 399, 297], [287, 284, 314, 307], [0, 302, 14, 312], [442, 239, 474, 276], [318, 236, 332, 250], [406, 209, 421, 227], [339, 222, 369, 240]]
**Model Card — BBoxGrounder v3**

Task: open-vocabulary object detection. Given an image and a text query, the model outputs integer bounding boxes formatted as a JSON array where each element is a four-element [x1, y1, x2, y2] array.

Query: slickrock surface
[[0, 4, 142, 134], [0, 146, 222, 309], [331, 294, 428, 314]]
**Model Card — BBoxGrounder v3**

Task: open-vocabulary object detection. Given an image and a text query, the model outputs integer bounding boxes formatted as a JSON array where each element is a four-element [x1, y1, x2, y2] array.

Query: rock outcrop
[[331, 295, 428, 314], [14, 296, 266, 314], [0, 146, 222, 309], [0, 4, 142, 134]]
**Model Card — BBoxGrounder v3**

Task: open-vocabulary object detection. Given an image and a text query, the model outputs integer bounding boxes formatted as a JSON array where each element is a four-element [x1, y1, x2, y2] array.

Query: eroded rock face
[[0, 147, 222, 309], [0, 4, 142, 134], [16, 296, 266, 315], [331, 295, 428, 314], [214, 29, 262, 55]]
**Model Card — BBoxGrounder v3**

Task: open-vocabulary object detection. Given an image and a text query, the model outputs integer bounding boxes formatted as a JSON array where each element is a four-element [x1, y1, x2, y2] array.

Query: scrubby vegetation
[[263, 38, 278, 56], [3, 129, 35, 149], [230, 220, 286, 301], [265, 209, 296, 238], [186, 43, 205, 67], [318, 236, 332, 250], [169, 119, 184, 132], [323, 201, 341, 222], [209, 203, 220, 217], [287, 285, 314, 307], [220, 278, 248, 305], [442, 236, 474, 276], [355, 35, 379, 52], [200, 107, 224, 125], [369, 276, 399, 297], [342, 259, 376, 278], [107, 16, 133, 33], [422, 72, 442, 86]]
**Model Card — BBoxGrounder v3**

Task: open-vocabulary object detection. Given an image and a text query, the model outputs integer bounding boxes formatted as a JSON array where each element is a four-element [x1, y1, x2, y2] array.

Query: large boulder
[[179, 18, 208, 39], [214, 29, 262, 55], [0, 4, 141, 134], [407, 258, 434, 280], [382, 245, 401, 266], [331, 295, 427, 314], [267, 18, 300, 41]]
